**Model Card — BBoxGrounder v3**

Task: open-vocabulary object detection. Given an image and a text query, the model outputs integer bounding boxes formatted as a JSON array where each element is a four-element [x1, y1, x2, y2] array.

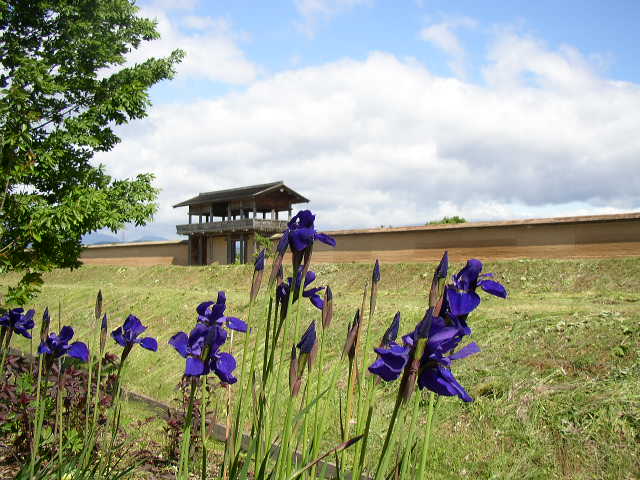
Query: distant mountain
[[131, 235, 168, 243], [82, 232, 120, 245]]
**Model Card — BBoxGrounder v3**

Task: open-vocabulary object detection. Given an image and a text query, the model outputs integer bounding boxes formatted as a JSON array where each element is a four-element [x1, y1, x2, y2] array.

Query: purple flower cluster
[[196, 291, 248, 333], [112, 315, 158, 354], [280, 210, 336, 254], [169, 291, 246, 384], [0, 308, 35, 339], [368, 258, 507, 402], [38, 326, 89, 363], [276, 267, 325, 312]]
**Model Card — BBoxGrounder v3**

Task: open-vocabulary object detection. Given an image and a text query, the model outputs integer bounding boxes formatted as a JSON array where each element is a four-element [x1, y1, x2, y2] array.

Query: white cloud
[[420, 17, 476, 79], [126, 7, 259, 84], [294, 0, 370, 37], [96, 35, 640, 239], [483, 32, 599, 91]]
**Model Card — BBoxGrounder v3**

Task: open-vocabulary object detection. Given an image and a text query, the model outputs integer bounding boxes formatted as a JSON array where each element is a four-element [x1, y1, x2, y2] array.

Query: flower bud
[[321, 286, 333, 329]]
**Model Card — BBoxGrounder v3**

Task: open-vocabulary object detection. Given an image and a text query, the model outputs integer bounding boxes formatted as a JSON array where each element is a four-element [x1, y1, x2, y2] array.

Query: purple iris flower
[[369, 313, 407, 381], [446, 259, 507, 317], [111, 315, 158, 353], [0, 308, 36, 339], [38, 326, 89, 362], [403, 309, 467, 356], [370, 310, 470, 388], [276, 268, 325, 311], [284, 210, 336, 252], [169, 324, 237, 383], [196, 291, 248, 333], [417, 342, 480, 402]]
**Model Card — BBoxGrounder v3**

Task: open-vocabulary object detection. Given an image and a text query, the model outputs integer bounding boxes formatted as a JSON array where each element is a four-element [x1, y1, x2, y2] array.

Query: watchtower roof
[[173, 181, 308, 208]]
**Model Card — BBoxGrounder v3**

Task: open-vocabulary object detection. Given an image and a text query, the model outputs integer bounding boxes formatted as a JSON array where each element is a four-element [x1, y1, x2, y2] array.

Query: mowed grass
[[2, 257, 639, 479]]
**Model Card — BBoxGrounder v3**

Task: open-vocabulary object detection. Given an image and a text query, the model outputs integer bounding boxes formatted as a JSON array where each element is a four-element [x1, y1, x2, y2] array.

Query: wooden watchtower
[[173, 181, 309, 265]]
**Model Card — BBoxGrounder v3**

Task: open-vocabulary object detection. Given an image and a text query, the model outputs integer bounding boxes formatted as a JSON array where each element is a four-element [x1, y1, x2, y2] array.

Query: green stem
[[264, 275, 298, 462], [56, 359, 63, 480], [178, 378, 197, 480], [275, 276, 306, 479], [417, 392, 437, 479], [342, 350, 358, 471], [29, 356, 46, 479], [374, 392, 403, 480], [308, 320, 326, 478], [353, 377, 376, 480], [261, 297, 274, 381], [84, 347, 94, 440], [0, 330, 13, 378], [399, 391, 421, 479], [83, 351, 104, 467], [105, 355, 127, 469], [355, 404, 373, 480], [0, 326, 6, 354], [200, 379, 208, 480], [231, 297, 254, 457], [352, 301, 376, 476], [251, 297, 273, 475]]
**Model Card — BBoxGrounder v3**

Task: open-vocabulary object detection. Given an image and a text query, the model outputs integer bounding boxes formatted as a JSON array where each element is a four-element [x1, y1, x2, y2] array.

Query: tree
[[427, 216, 467, 225], [0, 0, 184, 305]]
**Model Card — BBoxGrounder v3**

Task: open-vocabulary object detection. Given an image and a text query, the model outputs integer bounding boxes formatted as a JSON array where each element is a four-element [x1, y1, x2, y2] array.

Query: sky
[[94, 0, 640, 241]]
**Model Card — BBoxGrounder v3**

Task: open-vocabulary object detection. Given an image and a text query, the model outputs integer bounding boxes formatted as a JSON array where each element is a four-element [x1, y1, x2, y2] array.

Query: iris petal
[[376, 344, 410, 371], [203, 325, 227, 352], [196, 301, 214, 316], [418, 365, 473, 401], [210, 303, 226, 320], [289, 228, 315, 252], [185, 357, 206, 376], [449, 342, 480, 361], [315, 232, 336, 247], [169, 332, 189, 357], [139, 337, 158, 351], [59, 326, 75, 343], [214, 352, 237, 384], [123, 315, 146, 338], [446, 288, 481, 316], [67, 342, 90, 362], [479, 280, 508, 298], [15, 325, 33, 339], [225, 317, 248, 333], [454, 259, 483, 291], [111, 327, 127, 348], [369, 358, 404, 381], [308, 293, 324, 310], [304, 270, 316, 286]]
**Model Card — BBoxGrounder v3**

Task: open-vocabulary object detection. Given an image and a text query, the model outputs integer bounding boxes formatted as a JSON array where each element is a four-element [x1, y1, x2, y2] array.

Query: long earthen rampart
[[80, 212, 640, 265]]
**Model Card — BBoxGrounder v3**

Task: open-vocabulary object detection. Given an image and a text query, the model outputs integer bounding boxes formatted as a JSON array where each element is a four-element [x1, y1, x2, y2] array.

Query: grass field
[[2, 257, 639, 479]]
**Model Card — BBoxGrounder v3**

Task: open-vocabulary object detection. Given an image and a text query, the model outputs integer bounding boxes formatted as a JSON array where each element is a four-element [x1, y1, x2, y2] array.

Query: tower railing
[[177, 218, 287, 235]]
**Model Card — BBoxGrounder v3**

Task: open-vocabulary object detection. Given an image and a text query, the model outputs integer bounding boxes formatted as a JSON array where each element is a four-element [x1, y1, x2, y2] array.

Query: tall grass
[[1, 231, 638, 479]]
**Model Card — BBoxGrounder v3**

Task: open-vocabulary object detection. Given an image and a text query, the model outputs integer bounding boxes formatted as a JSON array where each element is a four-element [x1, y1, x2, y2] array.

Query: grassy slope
[[2, 258, 639, 479]]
